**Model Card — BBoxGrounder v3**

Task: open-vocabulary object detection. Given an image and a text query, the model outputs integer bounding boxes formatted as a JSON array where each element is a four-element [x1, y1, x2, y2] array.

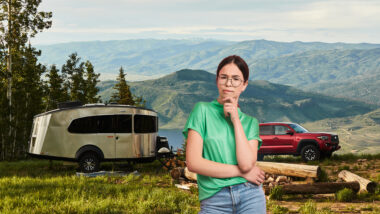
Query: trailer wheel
[[79, 153, 100, 173]]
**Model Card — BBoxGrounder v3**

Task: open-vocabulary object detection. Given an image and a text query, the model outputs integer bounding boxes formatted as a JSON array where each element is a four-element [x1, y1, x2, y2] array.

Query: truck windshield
[[289, 124, 309, 133]]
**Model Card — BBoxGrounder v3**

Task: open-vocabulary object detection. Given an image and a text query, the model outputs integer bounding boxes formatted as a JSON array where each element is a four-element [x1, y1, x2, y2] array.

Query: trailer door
[[114, 115, 134, 158]]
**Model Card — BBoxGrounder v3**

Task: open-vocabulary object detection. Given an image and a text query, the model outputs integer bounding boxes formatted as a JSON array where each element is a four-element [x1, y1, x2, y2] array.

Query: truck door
[[274, 125, 294, 153], [259, 125, 275, 154]]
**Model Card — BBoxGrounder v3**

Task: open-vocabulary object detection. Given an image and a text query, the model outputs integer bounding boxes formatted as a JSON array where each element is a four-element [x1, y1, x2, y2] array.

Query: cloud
[[34, 0, 380, 44]]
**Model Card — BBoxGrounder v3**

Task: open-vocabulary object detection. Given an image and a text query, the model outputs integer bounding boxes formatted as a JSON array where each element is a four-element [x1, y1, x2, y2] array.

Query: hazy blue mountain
[[98, 69, 376, 129], [251, 48, 380, 104], [37, 39, 380, 77]]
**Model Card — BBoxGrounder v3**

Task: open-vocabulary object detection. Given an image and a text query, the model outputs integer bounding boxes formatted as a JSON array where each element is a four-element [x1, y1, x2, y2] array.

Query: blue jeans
[[199, 182, 266, 214]]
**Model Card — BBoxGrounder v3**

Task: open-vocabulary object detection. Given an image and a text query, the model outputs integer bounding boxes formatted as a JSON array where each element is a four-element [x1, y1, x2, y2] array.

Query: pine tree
[[110, 67, 134, 105], [12, 45, 46, 158], [84, 61, 100, 103], [0, 0, 52, 160], [110, 66, 146, 107], [45, 64, 68, 110], [61, 53, 86, 103]]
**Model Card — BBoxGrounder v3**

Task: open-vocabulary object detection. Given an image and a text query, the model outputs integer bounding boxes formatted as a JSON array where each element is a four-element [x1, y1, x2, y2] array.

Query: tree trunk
[[338, 170, 377, 193], [7, 0, 13, 160], [256, 161, 321, 178], [264, 182, 360, 195]]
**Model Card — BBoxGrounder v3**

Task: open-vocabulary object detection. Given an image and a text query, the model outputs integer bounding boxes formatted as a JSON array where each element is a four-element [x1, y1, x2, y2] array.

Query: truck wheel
[[257, 153, 265, 161], [301, 145, 320, 162], [79, 153, 100, 173]]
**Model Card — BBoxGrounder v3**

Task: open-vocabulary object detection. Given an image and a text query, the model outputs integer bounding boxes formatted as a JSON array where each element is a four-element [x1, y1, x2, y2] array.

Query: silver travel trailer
[[28, 102, 171, 172]]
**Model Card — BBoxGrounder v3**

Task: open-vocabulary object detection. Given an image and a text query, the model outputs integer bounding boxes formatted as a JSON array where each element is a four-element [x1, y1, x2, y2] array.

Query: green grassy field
[[0, 155, 379, 214], [0, 160, 199, 214]]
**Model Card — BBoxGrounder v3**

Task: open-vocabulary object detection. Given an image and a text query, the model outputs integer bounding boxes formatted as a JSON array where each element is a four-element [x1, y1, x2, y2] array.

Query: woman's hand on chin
[[222, 97, 239, 122]]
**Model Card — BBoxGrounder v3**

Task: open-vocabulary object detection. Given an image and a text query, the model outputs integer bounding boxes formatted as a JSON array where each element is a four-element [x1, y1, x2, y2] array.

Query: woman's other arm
[[186, 129, 242, 178], [186, 129, 265, 184]]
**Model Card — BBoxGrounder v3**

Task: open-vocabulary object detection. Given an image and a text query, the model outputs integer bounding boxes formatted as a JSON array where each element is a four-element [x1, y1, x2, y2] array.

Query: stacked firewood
[[170, 161, 377, 195]]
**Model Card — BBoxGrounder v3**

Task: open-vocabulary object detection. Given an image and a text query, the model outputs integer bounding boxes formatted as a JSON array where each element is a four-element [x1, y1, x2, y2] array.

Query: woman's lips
[[223, 90, 234, 93]]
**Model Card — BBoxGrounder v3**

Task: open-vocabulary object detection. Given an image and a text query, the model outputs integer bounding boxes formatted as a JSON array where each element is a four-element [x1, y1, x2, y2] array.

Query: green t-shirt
[[182, 99, 262, 201]]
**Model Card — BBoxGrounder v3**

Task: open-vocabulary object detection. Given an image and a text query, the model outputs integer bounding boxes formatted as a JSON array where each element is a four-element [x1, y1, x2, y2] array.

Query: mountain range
[[302, 108, 380, 154], [98, 69, 377, 129], [37, 39, 380, 105]]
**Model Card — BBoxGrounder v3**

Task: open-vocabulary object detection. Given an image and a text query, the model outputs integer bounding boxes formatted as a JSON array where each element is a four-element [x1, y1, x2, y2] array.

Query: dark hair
[[216, 55, 249, 82]]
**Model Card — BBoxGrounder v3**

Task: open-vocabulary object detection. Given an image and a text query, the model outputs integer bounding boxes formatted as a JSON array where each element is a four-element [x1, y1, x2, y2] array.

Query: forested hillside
[[38, 39, 380, 104], [98, 69, 376, 129]]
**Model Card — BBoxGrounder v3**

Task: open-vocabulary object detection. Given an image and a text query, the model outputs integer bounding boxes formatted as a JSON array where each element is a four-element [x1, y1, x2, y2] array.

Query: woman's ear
[[241, 81, 248, 92]]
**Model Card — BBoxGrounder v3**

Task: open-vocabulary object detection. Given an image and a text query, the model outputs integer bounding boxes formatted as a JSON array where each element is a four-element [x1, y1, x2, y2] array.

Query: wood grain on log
[[338, 170, 377, 193], [256, 161, 321, 178], [264, 182, 360, 195]]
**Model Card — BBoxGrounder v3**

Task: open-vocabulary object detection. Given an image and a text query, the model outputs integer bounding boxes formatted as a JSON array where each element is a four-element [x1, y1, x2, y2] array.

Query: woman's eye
[[220, 76, 227, 79], [233, 78, 241, 81]]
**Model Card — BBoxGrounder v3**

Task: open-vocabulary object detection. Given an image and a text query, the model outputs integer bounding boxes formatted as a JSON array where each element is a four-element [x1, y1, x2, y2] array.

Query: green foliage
[[266, 201, 289, 214], [110, 66, 145, 107], [338, 165, 350, 171], [318, 168, 329, 182], [0, 160, 200, 213], [84, 61, 101, 103], [298, 200, 317, 214], [45, 64, 68, 110], [335, 188, 355, 202], [269, 185, 284, 200]]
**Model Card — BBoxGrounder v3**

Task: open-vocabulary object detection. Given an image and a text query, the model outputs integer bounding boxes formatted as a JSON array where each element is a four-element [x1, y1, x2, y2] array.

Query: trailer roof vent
[[58, 101, 83, 109]]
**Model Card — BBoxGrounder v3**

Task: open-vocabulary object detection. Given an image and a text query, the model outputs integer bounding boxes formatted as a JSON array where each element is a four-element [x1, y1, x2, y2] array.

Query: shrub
[[338, 165, 350, 171], [269, 185, 284, 200], [298, 200, 317, 214], [336, 188, 355, 202], [318, 168, 329, 182]]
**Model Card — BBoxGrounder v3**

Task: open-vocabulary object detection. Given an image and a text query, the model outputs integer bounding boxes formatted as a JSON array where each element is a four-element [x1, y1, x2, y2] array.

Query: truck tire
[[79, 152, 100, 173], [301, 145, 320, 162]]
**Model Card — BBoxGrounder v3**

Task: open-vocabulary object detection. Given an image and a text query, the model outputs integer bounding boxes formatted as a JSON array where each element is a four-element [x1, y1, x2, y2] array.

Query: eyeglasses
[[218, 75, 243, 87]]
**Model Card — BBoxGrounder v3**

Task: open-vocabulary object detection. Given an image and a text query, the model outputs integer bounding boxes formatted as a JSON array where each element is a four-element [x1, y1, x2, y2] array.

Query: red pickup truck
[[258, 122, 340, 162]]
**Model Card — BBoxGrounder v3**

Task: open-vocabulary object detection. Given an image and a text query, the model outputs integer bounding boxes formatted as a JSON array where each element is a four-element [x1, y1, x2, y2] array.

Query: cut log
[[184, 167, 197, 181], [256, 161, 321, 178], [264, 182, 360, 195], [170, 167, 197, 181], [338, 170, 377, 193]]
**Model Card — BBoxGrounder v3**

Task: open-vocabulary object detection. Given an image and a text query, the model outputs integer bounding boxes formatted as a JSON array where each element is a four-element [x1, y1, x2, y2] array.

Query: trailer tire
[[79, 152, 100, 173]]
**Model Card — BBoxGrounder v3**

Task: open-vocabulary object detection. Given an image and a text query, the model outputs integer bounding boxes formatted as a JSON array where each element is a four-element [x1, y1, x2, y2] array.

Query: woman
[[183, 55, 266, 213]]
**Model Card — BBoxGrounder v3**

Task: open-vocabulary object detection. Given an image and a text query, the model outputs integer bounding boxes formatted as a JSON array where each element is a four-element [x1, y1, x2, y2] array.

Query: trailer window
[[134, 115, 157, 133], [68, 117, 98, 133], [96, 116, 114, 133], [68, 115, 113, 133], [115, 115, 132, 133]]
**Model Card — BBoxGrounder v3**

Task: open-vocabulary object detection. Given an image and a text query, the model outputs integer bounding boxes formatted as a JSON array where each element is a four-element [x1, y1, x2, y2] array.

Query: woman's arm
[[186, 129, 265, 184], [186, 129, 242, 178], [232, 119, 258, 173], [223, 97, 257, 173]]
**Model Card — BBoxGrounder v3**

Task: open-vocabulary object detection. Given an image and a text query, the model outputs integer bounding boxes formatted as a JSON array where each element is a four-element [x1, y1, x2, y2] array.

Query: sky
[[31, 0, 380, 45]]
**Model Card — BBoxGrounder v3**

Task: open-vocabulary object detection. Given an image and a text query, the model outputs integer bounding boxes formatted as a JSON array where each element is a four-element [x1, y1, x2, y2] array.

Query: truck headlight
[[317, 136, 329, 141]]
